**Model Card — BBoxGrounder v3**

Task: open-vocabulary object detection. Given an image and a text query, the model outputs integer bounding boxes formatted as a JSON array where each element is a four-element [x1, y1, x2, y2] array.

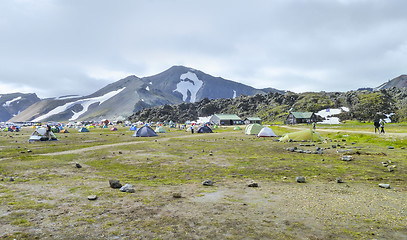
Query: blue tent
[[197, 125, 213, 133], [129, 126, 137, 131], [78, 127, 89, 132], [132, 126, 157, 137]]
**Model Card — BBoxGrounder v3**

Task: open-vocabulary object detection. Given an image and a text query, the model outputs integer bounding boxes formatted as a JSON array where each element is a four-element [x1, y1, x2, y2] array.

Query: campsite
[[0, 122, 406, 239]]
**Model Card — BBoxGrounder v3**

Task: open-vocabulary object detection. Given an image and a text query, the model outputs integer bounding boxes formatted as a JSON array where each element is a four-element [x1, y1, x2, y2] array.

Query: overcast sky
[[1, 0, 406, 98]]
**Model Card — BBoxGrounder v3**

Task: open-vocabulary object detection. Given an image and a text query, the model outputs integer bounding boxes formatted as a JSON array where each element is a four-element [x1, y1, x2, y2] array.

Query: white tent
[[29, 128, 58, 142], [257, 126, 277, 137]]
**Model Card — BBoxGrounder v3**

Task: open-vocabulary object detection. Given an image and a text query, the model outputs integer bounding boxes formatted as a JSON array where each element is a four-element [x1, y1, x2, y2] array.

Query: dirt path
[[279, 125, 407, 138], [39, 132, 227, 156]]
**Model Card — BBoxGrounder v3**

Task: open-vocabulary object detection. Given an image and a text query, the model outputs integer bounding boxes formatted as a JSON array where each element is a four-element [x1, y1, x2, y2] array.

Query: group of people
[[374, 119, 385, 134]]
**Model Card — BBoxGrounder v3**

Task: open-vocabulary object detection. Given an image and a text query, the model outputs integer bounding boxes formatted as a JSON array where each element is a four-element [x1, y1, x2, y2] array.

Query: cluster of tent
[[244, 123, 277, 137]]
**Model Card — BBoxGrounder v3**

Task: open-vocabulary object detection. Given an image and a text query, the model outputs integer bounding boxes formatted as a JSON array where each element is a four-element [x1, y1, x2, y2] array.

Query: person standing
[[379, 119, 385, 134], [374, 119, 380, 133]]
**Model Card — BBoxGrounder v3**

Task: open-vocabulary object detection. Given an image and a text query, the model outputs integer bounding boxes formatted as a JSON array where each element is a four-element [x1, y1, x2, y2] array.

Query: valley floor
[[0, 124, 406, 239]]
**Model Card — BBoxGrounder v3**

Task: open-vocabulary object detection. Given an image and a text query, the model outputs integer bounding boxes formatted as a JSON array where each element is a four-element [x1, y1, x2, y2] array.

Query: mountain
[[0, 93, 40, 122], [10, 66, 283, 122], [375, 75, 407, 90]]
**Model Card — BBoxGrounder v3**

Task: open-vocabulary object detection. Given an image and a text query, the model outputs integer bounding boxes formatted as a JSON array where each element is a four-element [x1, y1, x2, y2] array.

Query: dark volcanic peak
[[375, 74, 407, 90]]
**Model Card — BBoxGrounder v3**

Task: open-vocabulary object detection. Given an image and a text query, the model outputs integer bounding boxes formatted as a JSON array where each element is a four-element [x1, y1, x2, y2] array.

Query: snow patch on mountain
[[316, 107, 350, 124], [33, 88, 126, 122], [146, 86, 150, 91], [2, 97, 22, 107], [173, 71, 203, 102]]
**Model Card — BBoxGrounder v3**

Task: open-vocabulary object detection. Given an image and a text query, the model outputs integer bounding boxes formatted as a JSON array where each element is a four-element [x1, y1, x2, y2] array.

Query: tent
[[133, 126, 158, 137], [234, 126, 242, 130], [155, 126, 167, 133], [257, 127, 277, 137], [111, 127, 118, 131], [29, 128, 58, 142], [129, 126, 137, 131], [78, 127, 89, 132], [279, 129, 323, 142], [61, 129, 69, 133], [3, 127, 13, 132], [245, 123, 263, 135], [197, 125, 213, 133]]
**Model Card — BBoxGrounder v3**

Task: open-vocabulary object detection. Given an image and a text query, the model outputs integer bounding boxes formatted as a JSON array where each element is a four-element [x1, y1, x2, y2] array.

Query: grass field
[[0, 123, 406, 239]]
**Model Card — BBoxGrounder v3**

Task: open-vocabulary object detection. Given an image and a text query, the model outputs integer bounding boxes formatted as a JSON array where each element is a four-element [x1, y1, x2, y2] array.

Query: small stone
[[202, 179, 214, 186], [88, 195, 98, 200], [388, 146, 394, 149], [27, 150, 32, 153], [332, 145, 337, 149], [109, 180, 122, 189], [118, 151, 123, 154], [336, 177, 344, 183], [75, 163, 82, 168], [341, 155, 353, 161], [172, 192, 182, 198], [209, 153, 213, 156], [296, 176, 306, 183], [378, 183, 391, 189], [120, 184, 135, 193], [381, 162, 389, 167], [387, 166, 394, 172], [247, 181, 259, 187], [9, 177, 14, 182]]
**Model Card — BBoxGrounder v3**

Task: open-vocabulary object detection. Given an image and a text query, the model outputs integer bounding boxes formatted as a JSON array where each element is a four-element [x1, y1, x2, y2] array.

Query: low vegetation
[[0, 124, 406, 239], [129, 88, 407, 123]]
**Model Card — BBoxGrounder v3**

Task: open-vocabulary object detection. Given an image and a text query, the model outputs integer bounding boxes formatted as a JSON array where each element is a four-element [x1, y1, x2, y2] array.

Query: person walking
[[374, 119, 380, 133], [379, 119, 385, 134]]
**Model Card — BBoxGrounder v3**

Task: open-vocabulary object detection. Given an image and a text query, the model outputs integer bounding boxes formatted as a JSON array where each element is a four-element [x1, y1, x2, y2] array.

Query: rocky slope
[[128, 88, 407, 123], [10, 66, 282, 122], [375, 75, 407, 90], [0, 93, 40, 122]]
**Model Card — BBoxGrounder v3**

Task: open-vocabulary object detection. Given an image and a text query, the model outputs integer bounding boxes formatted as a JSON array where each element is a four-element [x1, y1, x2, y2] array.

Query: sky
[[0, 0, 406, 98]]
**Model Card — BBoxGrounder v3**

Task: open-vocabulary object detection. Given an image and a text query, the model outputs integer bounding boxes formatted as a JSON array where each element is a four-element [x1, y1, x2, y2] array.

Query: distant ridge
[[10, 66, 283, 122]]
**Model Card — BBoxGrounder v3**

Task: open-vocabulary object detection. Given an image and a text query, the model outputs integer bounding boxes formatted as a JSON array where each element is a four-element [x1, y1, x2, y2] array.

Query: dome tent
[[78, 127, 89, 132], [155, 126, 167, 133], [244, 124, 263, 135], [257, 127, 277, 137], [133, 126, 158, 137], [234, 126, 242, 130], [29, 128, 58, 142], [197, 125, 213, 133], [279, 129, 323, 142], [129, 126, 137, 131]]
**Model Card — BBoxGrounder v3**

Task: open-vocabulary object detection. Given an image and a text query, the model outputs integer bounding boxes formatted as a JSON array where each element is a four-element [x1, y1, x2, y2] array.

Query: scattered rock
[[388, 146, 394, 149], [296, 176, 306, 183], [120, 184, 135, 193], [172, 192, 182, 198], [118, 151, 123, 154], [378, 183, 391, 189], [109, 180, 122, 189], [27, 150, 32, 153], [341, 155, 353, 161], [332, 145, 337, 149], [75, 163, 82, 168], [9, 177, 14, 182], [387, 166, 394, 172], [381, 162, 389, 167], [202, 179, 214, 186], [88, 195, 98, 200], [247, 181, 259, 187], [336, 177, 344, 183], [209, 152, 213, 156]]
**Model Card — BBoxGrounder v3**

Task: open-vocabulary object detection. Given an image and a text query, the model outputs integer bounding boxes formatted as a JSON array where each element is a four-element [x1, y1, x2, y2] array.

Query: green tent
[[234, 126, 242, 130], [244, 123, 263, 135], [279, 129, 323, 142], [155, 126, 167, 133]]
